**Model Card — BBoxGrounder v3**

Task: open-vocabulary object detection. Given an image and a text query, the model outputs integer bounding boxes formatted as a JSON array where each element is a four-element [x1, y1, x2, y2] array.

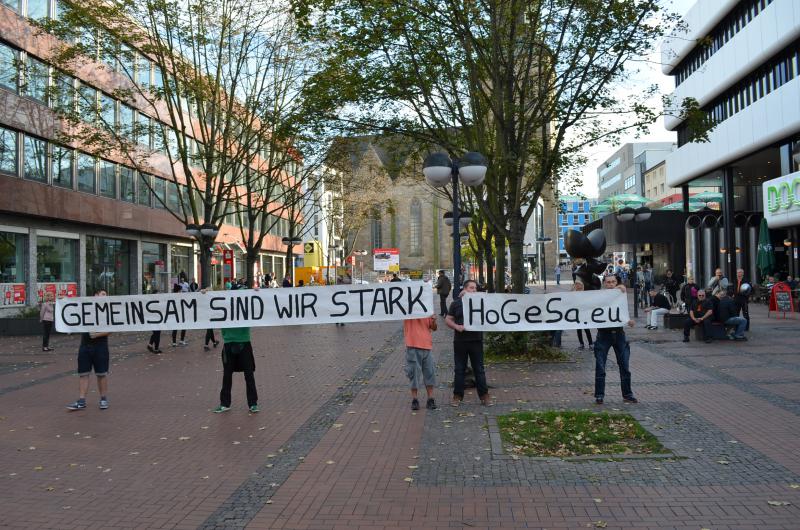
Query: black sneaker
[[426, 398, 437, 410], [411, 398, 420, 411], [623, 396, 639, 404], [734, 336, 748, 341], [595, 397, 604, 405], [682, 337, 690, 342]]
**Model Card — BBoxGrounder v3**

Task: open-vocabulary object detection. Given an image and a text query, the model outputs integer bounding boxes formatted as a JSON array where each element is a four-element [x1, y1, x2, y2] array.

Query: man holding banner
[[66, 290, 111, 411], [593, 275, 637, 405], [446, 280, 490, 407]]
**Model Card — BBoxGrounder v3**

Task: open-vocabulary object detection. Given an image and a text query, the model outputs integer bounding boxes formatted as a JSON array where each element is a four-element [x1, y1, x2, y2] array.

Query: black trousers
[[205, 329, 217, 346], [171, 330, 186, 343], [577, 328, 593, 347], [439, 293, 449, 315], [220, 367, 258, 407], [42, 320, 53, 348], [735, 297, 750, 330], [453, 341, 488, 399], [149, 330, 161, 349], [683, 317, 712, 339]]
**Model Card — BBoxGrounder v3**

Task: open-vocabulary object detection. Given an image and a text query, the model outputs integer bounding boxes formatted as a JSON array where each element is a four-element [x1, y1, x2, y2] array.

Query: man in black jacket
[[434, 270, 452, 317], [683, 290, 714, 343], [732, 268, 751, 331], [662, 269, 680, 304], [716, 290, 748, 340]]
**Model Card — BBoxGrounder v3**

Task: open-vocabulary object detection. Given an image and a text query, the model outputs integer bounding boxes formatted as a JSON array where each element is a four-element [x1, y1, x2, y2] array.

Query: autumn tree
[[292, 0, 707, 292]]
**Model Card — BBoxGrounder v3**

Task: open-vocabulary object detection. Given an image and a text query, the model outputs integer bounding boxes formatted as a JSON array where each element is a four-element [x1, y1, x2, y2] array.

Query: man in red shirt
[[402, 315, 438, 411]]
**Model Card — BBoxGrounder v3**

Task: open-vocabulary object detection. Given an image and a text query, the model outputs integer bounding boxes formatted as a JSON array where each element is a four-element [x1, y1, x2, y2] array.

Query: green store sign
[[763, 171, 800, 228]]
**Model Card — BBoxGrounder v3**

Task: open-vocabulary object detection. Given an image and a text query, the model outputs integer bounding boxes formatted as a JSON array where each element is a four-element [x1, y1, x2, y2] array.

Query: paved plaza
[[1, 288, 800, 529]]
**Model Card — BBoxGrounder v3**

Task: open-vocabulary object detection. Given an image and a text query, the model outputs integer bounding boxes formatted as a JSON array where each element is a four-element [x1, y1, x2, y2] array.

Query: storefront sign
[[1, 283, 26, 306], [373, 248, 400, 272], [222, 249, 234, 284], [55, 282, 434, 332], [763, 171, 800, 228], [463, 289, 630, 332], [36, 282, 78, 303]]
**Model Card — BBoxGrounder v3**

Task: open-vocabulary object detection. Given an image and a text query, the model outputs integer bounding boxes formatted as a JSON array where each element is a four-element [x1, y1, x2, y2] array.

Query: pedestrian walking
[[40, 292, 55, 351], [573, 281, 593, 349], [663, 269, 680, 303], [171, 283, 187, 346], [434, 270, 451, 317], [593, 274, 637, 405], [204, 328, 220, 351], [402, 314, 438, 411], [66, 290, 111, 411], [554, 265, 561, 285], [445, 280, 490, 406], [146, 289, 162, 353]]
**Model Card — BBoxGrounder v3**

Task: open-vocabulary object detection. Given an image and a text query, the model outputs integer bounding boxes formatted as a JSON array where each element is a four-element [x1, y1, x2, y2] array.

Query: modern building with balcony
[[0, 0, 298, 313], [597, 142, 675, 201], [661, 0, 800, 284], [557, 196, 596, 262]]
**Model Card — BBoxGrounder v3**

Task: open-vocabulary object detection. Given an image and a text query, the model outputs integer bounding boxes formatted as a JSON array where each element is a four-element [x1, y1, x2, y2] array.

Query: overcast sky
[[570, 0, 697, 198]]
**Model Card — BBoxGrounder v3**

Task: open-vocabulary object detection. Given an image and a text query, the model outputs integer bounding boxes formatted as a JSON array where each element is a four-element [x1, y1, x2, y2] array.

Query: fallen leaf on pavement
[[767, 501, 791, 506]]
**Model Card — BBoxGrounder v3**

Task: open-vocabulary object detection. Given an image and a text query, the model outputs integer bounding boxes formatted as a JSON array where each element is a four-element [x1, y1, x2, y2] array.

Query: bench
[[694, 321, 736, 341]]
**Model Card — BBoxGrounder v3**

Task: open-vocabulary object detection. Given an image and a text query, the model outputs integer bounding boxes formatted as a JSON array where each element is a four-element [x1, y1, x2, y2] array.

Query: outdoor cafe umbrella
[[756, 217, 775, 280], [690, 191, 723, 202], [659, 202, 704, 212]]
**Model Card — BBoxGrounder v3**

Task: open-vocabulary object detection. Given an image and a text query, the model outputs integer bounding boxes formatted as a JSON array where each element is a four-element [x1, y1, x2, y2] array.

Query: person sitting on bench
[[644, 287, 671, 330], [715, 289, 748, 341], [683, 290, 714, 343]]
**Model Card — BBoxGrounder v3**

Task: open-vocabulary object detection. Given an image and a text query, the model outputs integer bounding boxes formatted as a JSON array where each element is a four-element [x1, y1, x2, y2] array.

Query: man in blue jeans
[[593, 274, 637, 405], [715, 289, 748, 341]]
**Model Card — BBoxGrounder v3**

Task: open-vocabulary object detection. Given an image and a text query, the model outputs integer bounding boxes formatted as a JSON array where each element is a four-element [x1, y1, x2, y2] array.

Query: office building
[[557, 196, 596, 261], [662, 0, 800, 283], [597, 142, 675, 201]]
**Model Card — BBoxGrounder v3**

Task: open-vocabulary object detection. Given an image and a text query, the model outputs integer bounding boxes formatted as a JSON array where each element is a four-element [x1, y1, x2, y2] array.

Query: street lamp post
[[186, 222, 219, 288], [616, 206, 652, 318], [352, 250, 367, 283], [536, 237, 552, 291], [423, 151, 487, 298], [327, 244, 341, 285], [281, 235, 302, 286]]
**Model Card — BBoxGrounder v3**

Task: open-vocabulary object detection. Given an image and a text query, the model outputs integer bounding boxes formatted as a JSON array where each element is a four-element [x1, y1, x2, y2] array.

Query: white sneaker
[[179, 340, 187, 346]]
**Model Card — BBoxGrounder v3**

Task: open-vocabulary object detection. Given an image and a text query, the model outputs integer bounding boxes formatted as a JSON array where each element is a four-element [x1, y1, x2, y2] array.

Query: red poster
[[65, 283, 77, 297], [223, 249, 234, 284], [13, 284, 25, 304]]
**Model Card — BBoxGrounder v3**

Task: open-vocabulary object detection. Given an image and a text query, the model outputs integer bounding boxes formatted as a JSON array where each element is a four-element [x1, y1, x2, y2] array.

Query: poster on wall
[[373, 248, 400, 272], [36, 282, 79, 303], [1, 283, 26, 306]]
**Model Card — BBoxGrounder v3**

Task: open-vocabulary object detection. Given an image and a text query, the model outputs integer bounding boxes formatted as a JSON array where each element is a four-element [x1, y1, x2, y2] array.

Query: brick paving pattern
[[1, 286, 799, 529]]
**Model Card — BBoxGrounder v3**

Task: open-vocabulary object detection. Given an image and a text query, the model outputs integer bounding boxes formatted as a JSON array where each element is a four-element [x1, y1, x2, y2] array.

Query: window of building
[[119, 103, 134, 140], [22, 55, 48, 102], [99, 159, 116, 198], [167, 180, 180, 210], [51, 144, 73, 189], [120, 166, 135, 202], [141, 242, 167, 293], [0, 126, 17, 176], [77, 152, 96, 193], [171, 244, 191, 284], [99, 92, 116, 129], [0, 44, 18, 92], [624, 175, 636, 190], [136, 54, 150, 87], [23, 135, 47, 182], [0, 231, 27, 288], [27, 0, 49, 19], [36, 236, 77, 282], [78, 83, 97, 122], [138, 172, 151, 206], [371, 217, 383, 249], [153, 177, 166, 208], [2, 0, 20, 13], [51, 71, 75, 113], [86, 236, 131, 296], [409, 199, 422, 256]]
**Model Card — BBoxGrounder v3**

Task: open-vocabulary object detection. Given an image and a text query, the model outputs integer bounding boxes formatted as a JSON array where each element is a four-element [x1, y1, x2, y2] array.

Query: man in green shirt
[[214, 325, 259, 413]]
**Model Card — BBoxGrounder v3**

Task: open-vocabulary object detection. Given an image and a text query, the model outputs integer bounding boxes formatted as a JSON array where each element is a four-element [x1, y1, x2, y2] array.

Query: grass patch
[[484, 331, 569, 363], [497, 410, 668, 457]]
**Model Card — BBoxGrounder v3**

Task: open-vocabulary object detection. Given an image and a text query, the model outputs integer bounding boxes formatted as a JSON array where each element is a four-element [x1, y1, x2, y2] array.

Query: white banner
[[55, 282, 433, 333], [463, 289, 630, 331]]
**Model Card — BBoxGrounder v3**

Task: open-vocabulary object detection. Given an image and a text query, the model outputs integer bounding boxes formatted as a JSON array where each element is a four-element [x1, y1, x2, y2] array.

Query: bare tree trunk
[[484, 228, 494, 292], [508, 214, 526, 294], [199, 245, 212, 289], [495, 233, 506, 293]]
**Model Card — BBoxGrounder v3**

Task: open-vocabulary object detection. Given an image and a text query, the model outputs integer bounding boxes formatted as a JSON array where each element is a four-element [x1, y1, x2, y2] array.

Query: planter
[[0, 318, 43, 336]]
